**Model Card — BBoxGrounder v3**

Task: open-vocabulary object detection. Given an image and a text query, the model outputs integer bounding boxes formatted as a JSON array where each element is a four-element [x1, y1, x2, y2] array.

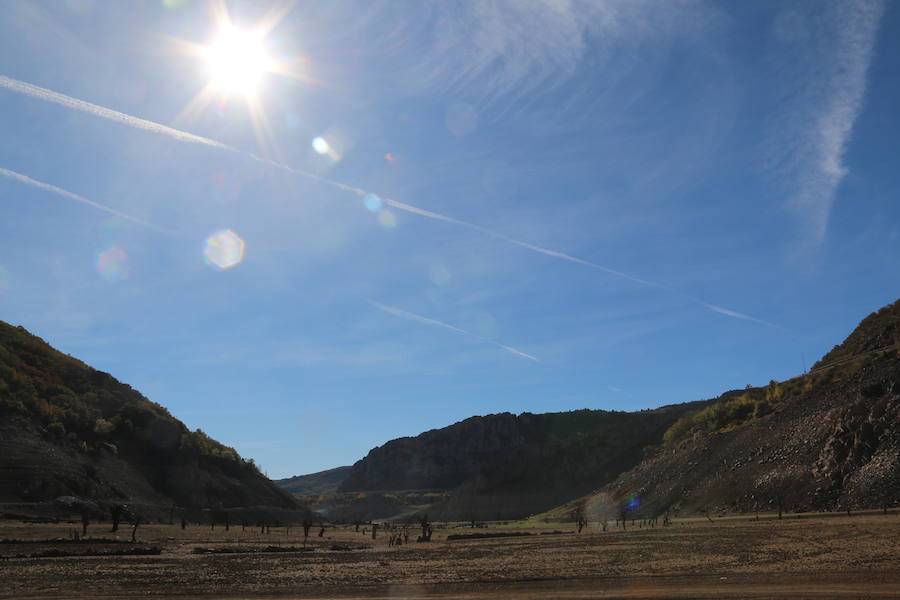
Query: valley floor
[[1, 511, 898, 599]]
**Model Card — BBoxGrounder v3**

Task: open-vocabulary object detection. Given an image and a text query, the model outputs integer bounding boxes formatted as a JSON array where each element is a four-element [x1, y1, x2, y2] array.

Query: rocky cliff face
[[337, 402, 712, 519], [339, 412, 529, 492]]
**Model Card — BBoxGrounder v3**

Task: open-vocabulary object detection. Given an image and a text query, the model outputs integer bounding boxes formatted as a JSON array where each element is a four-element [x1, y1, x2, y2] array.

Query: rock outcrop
[[337, 402, 712, 520]]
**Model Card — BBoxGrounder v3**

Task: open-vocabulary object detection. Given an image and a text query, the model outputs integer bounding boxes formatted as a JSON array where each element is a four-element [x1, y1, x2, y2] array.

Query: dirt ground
[[1, 511, 898, 599]]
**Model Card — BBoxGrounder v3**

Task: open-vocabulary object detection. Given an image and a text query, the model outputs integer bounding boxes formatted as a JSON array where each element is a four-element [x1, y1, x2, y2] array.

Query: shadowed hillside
[[334, 401, 713, 520], [0, 322, 302, 520], [277, 466, 351, 496]]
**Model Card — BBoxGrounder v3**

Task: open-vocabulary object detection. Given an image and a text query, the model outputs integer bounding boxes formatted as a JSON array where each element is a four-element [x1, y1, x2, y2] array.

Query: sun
[[203, 25, 273, 96]]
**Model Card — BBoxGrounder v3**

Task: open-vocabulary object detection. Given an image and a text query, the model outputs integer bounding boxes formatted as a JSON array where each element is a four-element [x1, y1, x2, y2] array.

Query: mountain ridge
[[277, 466, 352, 496], [0, 321, 303, 520], [280, 298, 900, 523], [285, 400, 713, 520]]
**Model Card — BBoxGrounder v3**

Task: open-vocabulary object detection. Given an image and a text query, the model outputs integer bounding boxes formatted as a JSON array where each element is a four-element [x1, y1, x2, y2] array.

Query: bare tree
[[110, 504, 123, 533], [81, 511, 90, 538], [572, 505, 588, 533], [418, 515, 433, 542], [131, 515, 142, 543]]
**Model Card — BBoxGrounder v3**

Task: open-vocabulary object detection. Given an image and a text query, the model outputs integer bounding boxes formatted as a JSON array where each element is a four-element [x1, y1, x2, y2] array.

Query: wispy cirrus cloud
[[701, 303, 783, 330], [764, 0, 885, 242], [370, 300, 539, 362], [356, 0, 711, 104]]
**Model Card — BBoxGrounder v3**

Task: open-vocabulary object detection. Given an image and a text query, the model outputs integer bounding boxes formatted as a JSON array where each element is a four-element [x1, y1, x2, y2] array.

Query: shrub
[[93, 418, 116, 435]]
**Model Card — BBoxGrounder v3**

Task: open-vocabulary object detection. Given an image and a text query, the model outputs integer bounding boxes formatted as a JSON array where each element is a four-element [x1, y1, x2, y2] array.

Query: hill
[[0, 321, 303, 521], [564, 299, 900, 520], [332, 400, 713, 521], [277, 466, 351, 496], [813, 301, 900, 370]]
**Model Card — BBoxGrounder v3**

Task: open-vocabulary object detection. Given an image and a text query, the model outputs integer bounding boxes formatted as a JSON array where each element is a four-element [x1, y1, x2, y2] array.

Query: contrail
[[0, 75, 236, 152], [370, 300, 539, 362], [253, 154, 665, 290], [249, 154, 368, 197], [0, 74, 779, 328], [383, 197, 665, 289], [701, 303, 784, 330], [0, 167, 173, 234]]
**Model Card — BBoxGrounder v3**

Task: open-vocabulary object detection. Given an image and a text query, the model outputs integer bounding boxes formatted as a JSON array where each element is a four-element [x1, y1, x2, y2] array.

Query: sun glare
[[204, 25, 273, 95]]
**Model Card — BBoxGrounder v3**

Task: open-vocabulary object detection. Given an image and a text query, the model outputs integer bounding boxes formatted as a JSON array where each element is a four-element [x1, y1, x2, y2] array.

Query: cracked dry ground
[[1, 512, 898, 599]]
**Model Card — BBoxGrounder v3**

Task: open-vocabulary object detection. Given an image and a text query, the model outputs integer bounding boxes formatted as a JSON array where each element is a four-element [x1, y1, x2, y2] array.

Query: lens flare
[[378, 211, 397, 228], [203, 229, 245, 270], [364, 193, 382, 212], [311, 135, 345, 162], [312, 136, 329, 154], [625, 493, 641, 511], [96, 246, 131, 282]]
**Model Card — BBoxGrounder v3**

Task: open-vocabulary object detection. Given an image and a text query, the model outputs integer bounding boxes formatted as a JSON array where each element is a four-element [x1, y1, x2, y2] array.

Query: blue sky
[[1, 0, 898, 479]]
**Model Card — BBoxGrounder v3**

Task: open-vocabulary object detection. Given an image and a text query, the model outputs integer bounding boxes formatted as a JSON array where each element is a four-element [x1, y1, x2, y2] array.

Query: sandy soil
[[1, 511, 898, 599]]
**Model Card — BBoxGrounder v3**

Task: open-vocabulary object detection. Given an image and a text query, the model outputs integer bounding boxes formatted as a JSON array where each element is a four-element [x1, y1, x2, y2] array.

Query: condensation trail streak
[[0, 76, 236, 152], [0, 74, 780, 328], [370, 301, 539, 361], [0, 167, 173, 234]]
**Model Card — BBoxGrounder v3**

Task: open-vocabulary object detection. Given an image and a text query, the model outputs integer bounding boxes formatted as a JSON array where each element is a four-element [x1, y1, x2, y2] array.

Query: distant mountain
[[568, 298, 900, 519], [0, 322, 302, 520], [303, 299, 900, 523], [277, 466, 351, 496], [335, 400, 713, 520]]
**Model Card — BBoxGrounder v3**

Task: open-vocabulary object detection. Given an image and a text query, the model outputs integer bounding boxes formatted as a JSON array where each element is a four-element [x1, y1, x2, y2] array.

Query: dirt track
[[2, 512, 898, 599]]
